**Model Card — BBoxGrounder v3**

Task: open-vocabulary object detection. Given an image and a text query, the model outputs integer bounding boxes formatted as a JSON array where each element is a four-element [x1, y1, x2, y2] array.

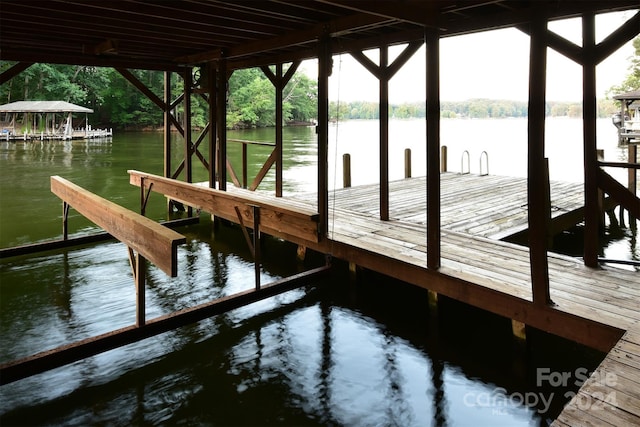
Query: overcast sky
[[302, 10, 637, 103]]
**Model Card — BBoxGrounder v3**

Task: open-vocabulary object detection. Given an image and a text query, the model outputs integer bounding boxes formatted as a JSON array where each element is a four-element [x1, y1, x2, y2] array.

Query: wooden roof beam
[[175, 13, 394, 64], [314, 0, 442, 28]]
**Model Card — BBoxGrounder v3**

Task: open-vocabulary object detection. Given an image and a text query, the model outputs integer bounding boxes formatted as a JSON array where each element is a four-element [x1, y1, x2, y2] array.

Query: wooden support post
[[317, 36, 331, 238], [426, 27, 441, 269], [629, 143, 638, 225], [527, 9, 551, 305], [164, 71, 172, 212], [597, 149, 606, 229], [380, 45, 390, 221], [207, 63, 216, 189], [62, 201, 69, 240], [343, 153, 351, 188], [440, 145, 447, 173], [630, 143, 637, 197], [405, 148, 412, 179], [348, 261, 358, 281], [296, 245, 307, 262], [427, 290, 438, 314], [217, 59, 228, 191], [511, 319, 526, 341], [184, 69, 194, 216], [252, 205, 261, 290], [583, 12, 599, 267], [275, 63, 284, 198], [129, 248, 146, 327], [242, 143, 248, 188]]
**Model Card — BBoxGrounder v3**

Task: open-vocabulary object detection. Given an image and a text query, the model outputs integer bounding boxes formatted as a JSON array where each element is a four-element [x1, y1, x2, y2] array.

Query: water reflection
[[1, 233, 603, 425]]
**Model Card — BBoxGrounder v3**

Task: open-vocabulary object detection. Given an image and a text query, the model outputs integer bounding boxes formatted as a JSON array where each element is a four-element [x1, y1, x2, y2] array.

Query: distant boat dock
[[0, 100, 112, 141]]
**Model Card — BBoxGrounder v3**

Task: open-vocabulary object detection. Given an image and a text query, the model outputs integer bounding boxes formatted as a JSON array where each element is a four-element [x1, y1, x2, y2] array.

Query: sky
[[301, 10, 637, 103]]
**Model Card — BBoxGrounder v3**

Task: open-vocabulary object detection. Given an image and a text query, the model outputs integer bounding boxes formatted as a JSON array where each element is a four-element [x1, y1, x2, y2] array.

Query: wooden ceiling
[[1, 0, 638, 71]]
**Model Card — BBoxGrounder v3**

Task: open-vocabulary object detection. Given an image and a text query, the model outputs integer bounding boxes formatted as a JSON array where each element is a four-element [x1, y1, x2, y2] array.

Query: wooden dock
[[552, 322, 640, 426], [298, 172, 592, 240]]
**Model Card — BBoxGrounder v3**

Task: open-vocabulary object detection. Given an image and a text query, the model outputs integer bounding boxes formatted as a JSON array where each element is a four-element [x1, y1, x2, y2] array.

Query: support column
[[217, 59, 228, 191], [317, 36, 331, 238], [426, 27, 441, 270], [276, 63, 284, 197], [380, 46, 390, 221], [164, 72, 173, 214], [208, 63, 217, 189], [184, 68, 193, 185], [527, 10, 552, 305], [583, 12, 600, 267]]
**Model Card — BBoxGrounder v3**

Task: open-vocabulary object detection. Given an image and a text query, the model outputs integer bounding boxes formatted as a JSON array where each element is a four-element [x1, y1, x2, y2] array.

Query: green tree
[[609, 35, 640, 95]]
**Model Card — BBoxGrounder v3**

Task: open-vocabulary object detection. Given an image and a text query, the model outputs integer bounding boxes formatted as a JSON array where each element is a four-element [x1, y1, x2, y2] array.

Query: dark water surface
[[0, 120, 629, 425]]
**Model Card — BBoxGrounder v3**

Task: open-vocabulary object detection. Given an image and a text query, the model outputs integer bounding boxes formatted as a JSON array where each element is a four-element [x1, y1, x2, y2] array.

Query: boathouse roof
[[0, 101, 93, 114], [1, 1, 637, 72], [613, 89, 640, 101]]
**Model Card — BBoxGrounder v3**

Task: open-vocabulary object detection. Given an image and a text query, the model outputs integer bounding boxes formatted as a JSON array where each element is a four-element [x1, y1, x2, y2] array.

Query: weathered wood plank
[[51, 176, 186, 277], [129, 170, 319, 243]]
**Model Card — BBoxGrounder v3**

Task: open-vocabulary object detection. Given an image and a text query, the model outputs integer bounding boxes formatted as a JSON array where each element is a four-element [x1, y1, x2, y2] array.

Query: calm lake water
[[0, 118, 634, 425]]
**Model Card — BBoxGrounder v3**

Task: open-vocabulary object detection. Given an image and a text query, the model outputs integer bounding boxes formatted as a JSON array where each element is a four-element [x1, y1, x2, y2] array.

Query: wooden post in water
[[440, 146, 447, 173], [582, 13, 599, 267], [405, 148, 411, 178], [343, 153, 351, 188], [597, 149, 606, 229], [380, 45, 390, 221], [512, 319, 527, 342], [425, 26, 441, 270], [317, 35, 330, 238]]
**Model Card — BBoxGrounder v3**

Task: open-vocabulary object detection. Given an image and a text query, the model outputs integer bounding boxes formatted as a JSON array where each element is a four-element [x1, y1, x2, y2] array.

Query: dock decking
[[552, 322, 640, 426], [297, 172, 604, 240]]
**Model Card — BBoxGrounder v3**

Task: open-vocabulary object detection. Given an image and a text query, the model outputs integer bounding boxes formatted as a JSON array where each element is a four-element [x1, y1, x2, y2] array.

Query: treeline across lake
[[0, 62, 621, 130], [330, 98, 618, 121], [0, 63, 318, 130]]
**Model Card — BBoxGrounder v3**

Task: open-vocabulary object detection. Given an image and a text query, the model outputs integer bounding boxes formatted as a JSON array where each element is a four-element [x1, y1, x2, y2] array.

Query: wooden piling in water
[[404, 148, 411, 178], [343, 153, 351, 188], [440, 146, 447, 173]]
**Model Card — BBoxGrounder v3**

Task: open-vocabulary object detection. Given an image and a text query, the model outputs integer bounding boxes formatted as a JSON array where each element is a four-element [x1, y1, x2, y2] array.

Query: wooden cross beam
[[128, 170, 320, 244], [50, 176, 186, 277]]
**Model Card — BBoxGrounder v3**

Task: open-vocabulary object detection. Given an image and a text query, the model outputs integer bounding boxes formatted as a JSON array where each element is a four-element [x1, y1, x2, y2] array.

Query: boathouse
[[1, 1, 639, 425], [0, 100, 111, 140]]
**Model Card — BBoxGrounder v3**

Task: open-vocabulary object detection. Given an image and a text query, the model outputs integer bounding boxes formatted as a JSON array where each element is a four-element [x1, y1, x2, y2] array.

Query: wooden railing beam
[[51, 176, 186, 277]]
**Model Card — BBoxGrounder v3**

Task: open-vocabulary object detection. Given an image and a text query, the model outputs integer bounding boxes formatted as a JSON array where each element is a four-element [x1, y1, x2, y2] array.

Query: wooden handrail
[[228, 138, 275, 147], [598, 161, 640, 170], [129, 170, 320, 243]]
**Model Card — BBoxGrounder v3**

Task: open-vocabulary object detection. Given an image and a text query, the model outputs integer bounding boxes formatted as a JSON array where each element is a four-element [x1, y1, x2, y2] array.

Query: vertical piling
[[343, 153, 351, 188]]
